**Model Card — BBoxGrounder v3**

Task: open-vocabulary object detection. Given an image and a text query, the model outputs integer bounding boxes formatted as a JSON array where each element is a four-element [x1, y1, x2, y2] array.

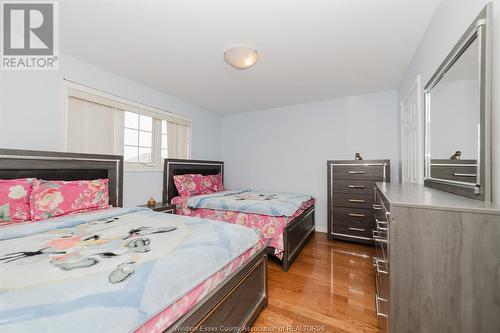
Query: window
[[63, 83, 192, 171], [124, 112, 153, 163]]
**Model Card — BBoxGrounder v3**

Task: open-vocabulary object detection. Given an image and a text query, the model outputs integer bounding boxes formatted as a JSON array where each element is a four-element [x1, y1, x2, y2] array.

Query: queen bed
[[163, 159, 316, 272], [0, 149, 268, 333]]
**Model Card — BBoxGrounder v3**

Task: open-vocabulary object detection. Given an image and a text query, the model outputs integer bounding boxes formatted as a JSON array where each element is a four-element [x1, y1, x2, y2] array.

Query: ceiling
[[60, 0, 440, 115]]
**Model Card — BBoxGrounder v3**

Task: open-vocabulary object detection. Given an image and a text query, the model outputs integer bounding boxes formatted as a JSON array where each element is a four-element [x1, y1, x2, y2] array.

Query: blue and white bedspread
[[0, 207, 259, 333], [187, 190, 312, 217]]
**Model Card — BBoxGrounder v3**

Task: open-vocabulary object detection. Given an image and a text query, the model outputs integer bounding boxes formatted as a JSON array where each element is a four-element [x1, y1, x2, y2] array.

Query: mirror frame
[[424, 3, 492, 201]]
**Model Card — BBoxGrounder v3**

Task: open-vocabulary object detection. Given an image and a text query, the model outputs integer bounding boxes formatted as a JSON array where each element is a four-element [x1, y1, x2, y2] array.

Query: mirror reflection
[[428, 36, 479, 185], [430, 37, 479, 161]]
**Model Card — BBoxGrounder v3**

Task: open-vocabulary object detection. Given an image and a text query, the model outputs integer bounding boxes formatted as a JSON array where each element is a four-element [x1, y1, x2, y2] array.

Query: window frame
[[61, 80, 192, 172]]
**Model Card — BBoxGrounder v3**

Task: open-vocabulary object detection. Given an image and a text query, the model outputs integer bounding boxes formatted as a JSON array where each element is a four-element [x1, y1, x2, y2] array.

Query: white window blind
[[167, 122, 190, 159], [66, 97, 122, 154], [64, 85, 192, 170]]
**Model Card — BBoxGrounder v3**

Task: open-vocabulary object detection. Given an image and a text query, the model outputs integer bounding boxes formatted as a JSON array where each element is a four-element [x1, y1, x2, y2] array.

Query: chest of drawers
[[327, 159, 390, 244], [374, 182, 500, 333]]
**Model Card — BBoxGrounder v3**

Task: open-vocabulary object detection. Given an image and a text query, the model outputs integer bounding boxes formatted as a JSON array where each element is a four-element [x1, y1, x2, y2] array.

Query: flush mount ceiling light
[[224, 46, 260, 70]]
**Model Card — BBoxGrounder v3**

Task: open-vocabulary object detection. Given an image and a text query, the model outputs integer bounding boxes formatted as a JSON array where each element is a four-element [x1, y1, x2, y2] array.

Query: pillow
[[173, 174, 213, 197], [30, 179, 111, 221], [0, 178, 34, 223], [202, 173, 224, 192]]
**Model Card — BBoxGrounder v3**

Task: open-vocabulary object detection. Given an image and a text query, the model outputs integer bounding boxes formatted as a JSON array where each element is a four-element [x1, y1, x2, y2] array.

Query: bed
[[163, 159, 316, 272], [0, 149, 268, 333]]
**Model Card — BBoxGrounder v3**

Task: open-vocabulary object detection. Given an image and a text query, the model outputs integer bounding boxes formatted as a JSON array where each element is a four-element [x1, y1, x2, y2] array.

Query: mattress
[[135, 244, 259, 333], [172, 195, 315, 259], [0, 207, 259, 333]]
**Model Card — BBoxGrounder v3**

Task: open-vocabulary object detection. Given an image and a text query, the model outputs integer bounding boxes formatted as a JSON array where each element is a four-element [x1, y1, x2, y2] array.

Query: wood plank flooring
[[253, 232, 380, 333]]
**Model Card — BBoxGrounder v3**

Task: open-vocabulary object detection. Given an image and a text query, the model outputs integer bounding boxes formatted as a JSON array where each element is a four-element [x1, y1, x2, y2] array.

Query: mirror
[[424, 4, 491, 201], [430, 37, 479, 162]]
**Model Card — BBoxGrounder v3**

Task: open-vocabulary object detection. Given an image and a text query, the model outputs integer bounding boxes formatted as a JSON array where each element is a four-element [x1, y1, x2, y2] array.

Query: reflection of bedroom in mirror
[[430, 37, 479, 162], [424, 4, 492, 201]]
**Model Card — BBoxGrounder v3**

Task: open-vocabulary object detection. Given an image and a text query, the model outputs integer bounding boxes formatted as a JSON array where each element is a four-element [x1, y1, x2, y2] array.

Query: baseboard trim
[[315, 225, 327, 233]]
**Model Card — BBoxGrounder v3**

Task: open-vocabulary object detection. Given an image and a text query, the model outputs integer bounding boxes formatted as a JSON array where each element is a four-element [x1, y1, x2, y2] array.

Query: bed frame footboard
[[281, 205, 315, 272], [166, 246, 268, 333]]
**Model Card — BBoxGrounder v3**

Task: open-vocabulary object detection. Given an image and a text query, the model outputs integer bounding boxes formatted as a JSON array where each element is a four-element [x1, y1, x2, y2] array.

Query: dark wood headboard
[[163, 159, 224, 204], [0, 149, 123, 207]]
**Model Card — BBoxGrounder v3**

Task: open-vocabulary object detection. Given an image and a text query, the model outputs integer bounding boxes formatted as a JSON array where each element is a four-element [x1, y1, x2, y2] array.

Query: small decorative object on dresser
[[327, 159, 390, 244], [139, 202, 176, 214], [449, 150, 461, 160], [354, 152, 363, 160]]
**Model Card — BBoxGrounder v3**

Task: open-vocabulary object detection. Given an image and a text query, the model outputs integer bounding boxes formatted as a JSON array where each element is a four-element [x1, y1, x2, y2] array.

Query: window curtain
[[66, 97, 122, 154], [166, 122, 190, 159]]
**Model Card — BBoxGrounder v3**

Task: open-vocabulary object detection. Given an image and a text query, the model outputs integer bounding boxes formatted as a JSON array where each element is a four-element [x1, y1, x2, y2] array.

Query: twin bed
[[163, 159, 315, 272], [0, 150, 267, 333], [0, 150, 315, 332]]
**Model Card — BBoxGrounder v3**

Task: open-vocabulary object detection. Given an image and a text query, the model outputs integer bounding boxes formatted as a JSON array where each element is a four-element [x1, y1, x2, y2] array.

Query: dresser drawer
[[334, 216, 374, 230], [374, 256, 389, 297], [332, 193, 373, 209], [333, 222, 373, 239], [375, 236, 388, 261], [333, 180, 375, 194], [333, 164, 385, 180], [374, 201, 389, 221], [430, 164, 478, 183], [334, 207, 374, 224], [374, 259, 389, 333]]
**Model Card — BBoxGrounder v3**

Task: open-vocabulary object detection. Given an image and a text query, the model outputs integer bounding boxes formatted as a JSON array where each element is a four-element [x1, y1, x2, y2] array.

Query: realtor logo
[[1, 1, 59, 70]]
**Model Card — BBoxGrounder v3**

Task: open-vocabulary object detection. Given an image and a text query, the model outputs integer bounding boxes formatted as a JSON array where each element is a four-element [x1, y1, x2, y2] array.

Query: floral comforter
[[135, 245, 259, 333], [172, 196, 315, 259], [186, 190, 312, 217], [0, 207, 258, 333]]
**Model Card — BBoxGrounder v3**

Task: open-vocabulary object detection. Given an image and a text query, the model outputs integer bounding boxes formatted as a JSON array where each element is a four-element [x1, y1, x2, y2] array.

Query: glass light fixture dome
[[224, 46, 260, 69]]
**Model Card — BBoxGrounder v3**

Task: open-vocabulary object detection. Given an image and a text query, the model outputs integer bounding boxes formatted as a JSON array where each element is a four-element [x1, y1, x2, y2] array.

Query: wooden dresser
[[374, 182, 500, 333], [327, 159, 390, 244]]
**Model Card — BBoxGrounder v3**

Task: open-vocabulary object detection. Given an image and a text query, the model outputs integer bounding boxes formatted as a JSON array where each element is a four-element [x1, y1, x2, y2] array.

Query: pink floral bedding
[[30, 179, 110, 221], [135, 244, 260, 333], [173, 173, 223, 197], [172, 196, 315, 259], [0, 178, 33, 223]]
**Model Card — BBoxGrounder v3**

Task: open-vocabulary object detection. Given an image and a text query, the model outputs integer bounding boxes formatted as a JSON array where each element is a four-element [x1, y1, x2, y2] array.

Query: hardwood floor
[[253, 232, 380, 333]]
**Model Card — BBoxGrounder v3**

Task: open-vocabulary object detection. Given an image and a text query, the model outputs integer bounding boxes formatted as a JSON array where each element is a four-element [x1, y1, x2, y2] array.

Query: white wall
[[0, 54, 221, 206], [431, 79, 479, 159], [398, 0, 500, 203], [220, 90, 399, 231]]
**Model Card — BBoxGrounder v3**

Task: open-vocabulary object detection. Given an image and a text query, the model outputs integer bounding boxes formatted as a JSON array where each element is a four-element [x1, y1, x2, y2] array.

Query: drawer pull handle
[[348, 185, 365, 189], [453, 173, 477, 177], [373, 204, 383, 210], [376, 219, 388, 231], [373, 230, 388, 243], [348, 213, 366, 217], [348, 227, 365, 232], [348, 199, 366, 203], [374, 256, 389, 274], [375, 294, 389, 318], [348, 171, 366, 174]]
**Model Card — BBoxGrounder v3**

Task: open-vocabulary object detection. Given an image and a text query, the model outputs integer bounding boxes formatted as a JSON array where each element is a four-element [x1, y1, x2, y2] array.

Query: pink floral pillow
[[202, 173, 224, 192], [174, 173, 224, 197], [173, 174, 212, 197], [30, 179, 111, 221], [0, 178, 34, 223]]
